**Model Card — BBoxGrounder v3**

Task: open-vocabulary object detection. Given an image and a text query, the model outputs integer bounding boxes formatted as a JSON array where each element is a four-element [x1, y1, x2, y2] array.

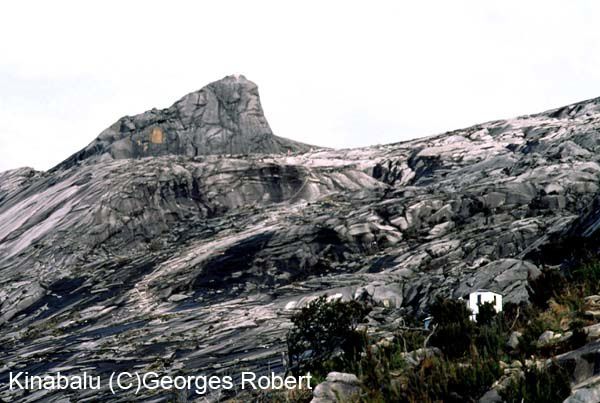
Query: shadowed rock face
[[2, 80, 600, 400], [55, 75, 313, 170]]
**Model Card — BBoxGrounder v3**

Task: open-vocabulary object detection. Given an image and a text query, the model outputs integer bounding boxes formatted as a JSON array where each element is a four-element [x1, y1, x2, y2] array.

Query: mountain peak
[[55, 75, 313, 170]]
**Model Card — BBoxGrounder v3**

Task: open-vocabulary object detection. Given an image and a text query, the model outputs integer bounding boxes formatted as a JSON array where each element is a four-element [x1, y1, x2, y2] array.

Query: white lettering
[[241, 372, 256, 389], [9, 372, 24, 390]]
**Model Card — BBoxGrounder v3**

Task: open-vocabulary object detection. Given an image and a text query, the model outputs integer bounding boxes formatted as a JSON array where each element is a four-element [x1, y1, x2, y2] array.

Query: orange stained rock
[[150, 127, 165, 144]]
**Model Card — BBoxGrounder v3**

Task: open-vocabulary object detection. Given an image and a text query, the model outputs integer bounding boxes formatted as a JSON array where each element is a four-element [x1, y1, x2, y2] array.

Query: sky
[[1, 1, 600, 172]]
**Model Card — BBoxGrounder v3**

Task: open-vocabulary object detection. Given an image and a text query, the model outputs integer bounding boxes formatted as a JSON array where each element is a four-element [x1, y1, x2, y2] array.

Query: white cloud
[[1, 1, 599, 171]]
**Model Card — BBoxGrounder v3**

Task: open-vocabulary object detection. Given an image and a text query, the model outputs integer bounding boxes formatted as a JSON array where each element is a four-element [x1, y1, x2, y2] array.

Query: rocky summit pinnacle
[[55, 74, 313, 170]]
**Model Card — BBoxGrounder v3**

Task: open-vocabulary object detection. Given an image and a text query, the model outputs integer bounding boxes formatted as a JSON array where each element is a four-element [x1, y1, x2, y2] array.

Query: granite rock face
[[56, 75, 313, 170], [2, 79, 600, 400]]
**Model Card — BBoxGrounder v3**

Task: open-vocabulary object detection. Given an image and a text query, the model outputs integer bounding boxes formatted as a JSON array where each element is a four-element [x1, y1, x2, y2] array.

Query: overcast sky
[[1, 1, 599, 171]]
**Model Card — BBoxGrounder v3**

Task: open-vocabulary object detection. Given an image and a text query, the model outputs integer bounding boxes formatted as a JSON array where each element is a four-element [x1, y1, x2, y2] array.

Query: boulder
[[563, 375, 600, 403], [537, 330, 558, 347], [584, 310, 600, 321], [585, 323, 600, 341], [478, 389, 503, 403], [556, 341, 600, 383], [311, 372, 361, 403], [506, 331, 522, 350]]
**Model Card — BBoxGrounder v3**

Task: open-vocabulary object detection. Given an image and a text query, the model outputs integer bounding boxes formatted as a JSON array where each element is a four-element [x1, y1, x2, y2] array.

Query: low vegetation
[[286, 296, 371, 376], [277, 261, 600, 402], [500, 363, 572, 403]]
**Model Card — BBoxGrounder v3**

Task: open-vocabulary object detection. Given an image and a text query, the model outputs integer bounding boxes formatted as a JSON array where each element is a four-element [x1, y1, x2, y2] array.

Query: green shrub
[[474, 322, 506, 359], [528, 268, 567, 309], [395, 329, 426, 354], [400, 356, 502, 403], [571, 261, 600, 294], [355, 343, 394, 400], [500, 363, 571, 403], [519, 317, 548, 356], [429, 296, 475, 358], [476, 302, 497, 326], [286, 296, 371, 375], [501, 302, 537, 332]]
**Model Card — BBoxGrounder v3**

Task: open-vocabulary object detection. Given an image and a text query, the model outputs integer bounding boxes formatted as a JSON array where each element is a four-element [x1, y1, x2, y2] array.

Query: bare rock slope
[[2, 78, 600, 401]]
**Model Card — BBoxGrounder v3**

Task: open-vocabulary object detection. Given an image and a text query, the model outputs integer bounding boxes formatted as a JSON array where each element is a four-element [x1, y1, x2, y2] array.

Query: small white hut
[[468, 290, 502, 321]]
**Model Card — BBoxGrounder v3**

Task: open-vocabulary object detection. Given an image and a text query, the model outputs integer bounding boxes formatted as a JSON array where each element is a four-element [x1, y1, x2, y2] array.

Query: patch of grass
[[395, 355, 502, 403], [500, 363, 571, 403], [570, 260, 600, 295]]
